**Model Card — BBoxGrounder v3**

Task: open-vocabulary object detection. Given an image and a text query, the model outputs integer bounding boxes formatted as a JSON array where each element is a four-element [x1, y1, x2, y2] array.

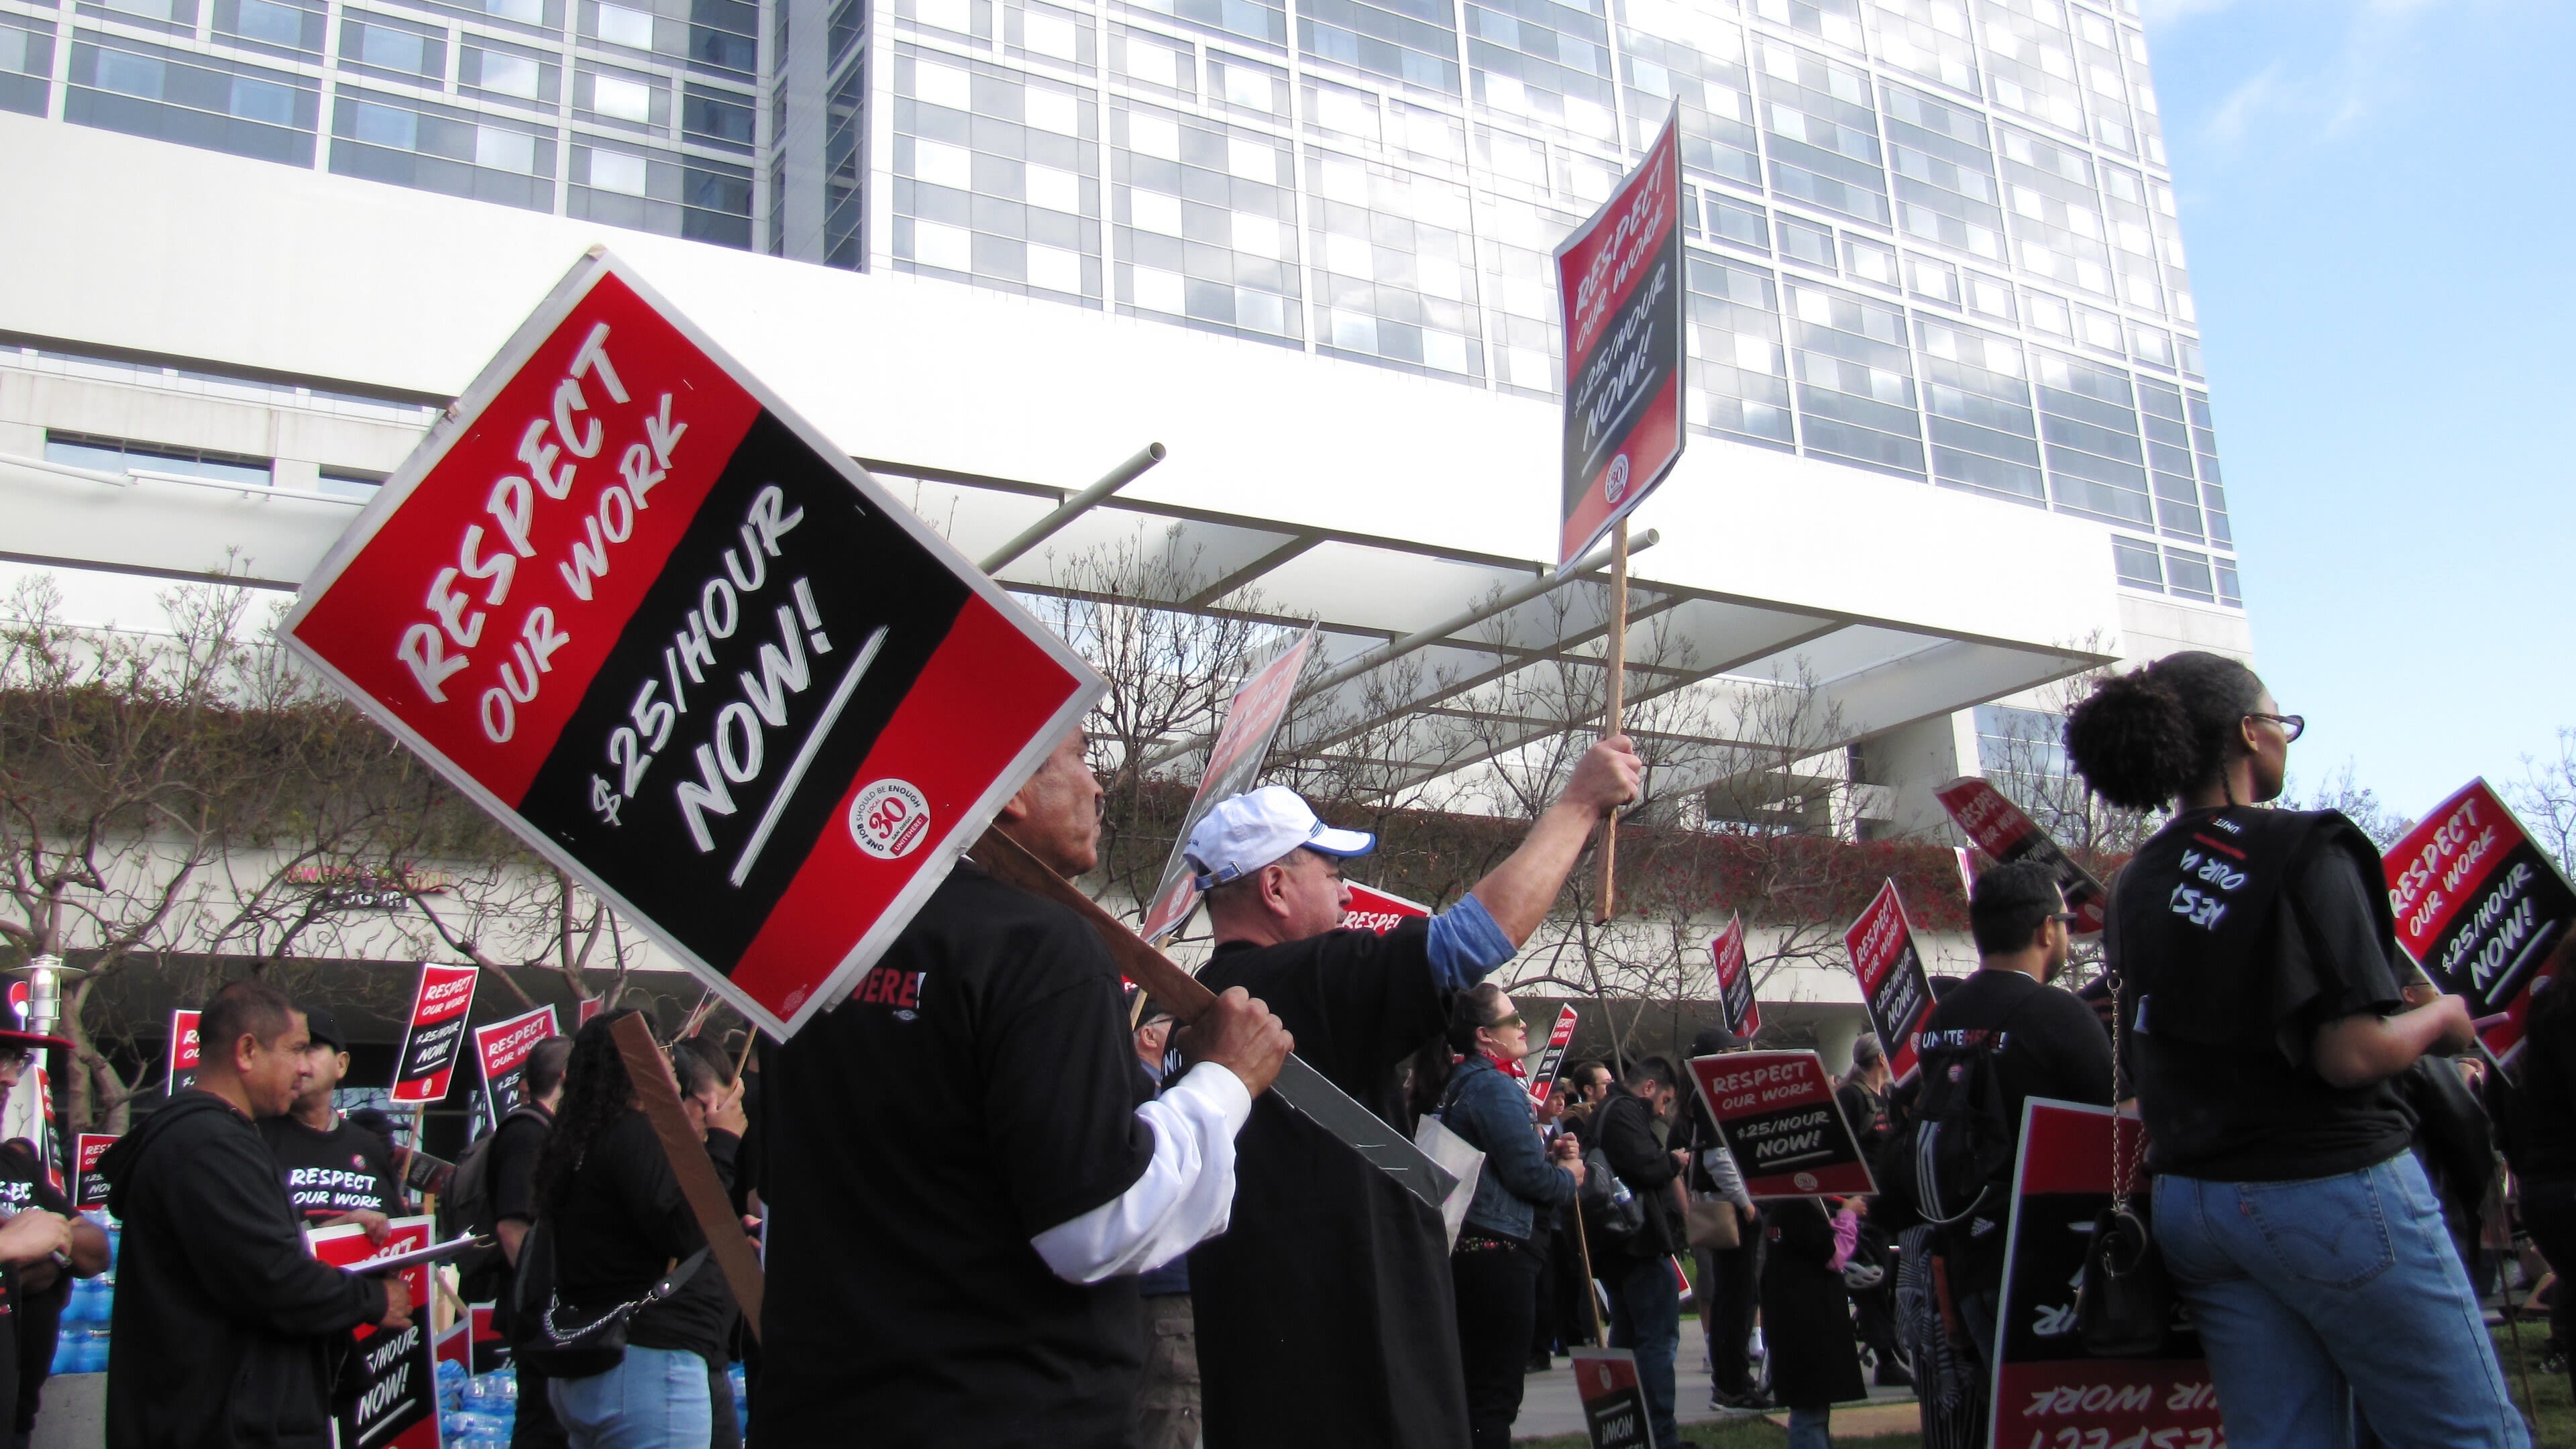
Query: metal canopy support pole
[[1595, 520, 1629, 924], [1140, 527, 1662, 771], [977, 442, 1168, 576]]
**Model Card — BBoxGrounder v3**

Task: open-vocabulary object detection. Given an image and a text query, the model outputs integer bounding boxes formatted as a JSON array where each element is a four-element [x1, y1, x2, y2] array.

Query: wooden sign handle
[[969, 828, 1218, 1021], [1595, 520, 1630, 924], [609, 1012, 765, 1342]]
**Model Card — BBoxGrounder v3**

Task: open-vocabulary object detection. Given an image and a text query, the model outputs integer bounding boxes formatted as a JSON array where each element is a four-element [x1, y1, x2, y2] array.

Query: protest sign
[[1554, 107, 1685, 567], [1844, 879, 1935, 1084], [166, 1008, 199, 1097], [73, 1132, 115, 1210], [1935, 776, 2107, 934], [1991, 1101, 2220, 1449], [1572, 1347, 1652, 1449], [1138, 626, 1319, 943], [391, 963, 478, 1104], [1711, 913, 1760, 1037], [1685, 1050, 1876, 1198], [0, 1055, 61, 1193], [284, 250, 1103, 1039], [2384, 779, 2576, 1057], [578, 995, 606, 1026], [1342, 881, 1432, 935], [310, 1216, 442, 1449], [1526, 1006, 1580, 1106], [473, 1004, 561, 1130]]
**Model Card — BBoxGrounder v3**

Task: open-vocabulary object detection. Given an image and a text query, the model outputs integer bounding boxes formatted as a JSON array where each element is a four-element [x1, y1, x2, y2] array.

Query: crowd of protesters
[[42, 646, 2576, 1449]]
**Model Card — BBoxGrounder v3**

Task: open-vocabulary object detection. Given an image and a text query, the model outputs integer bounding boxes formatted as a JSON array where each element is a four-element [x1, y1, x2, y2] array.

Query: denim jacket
[[1442, 1053, 1578, 1242]]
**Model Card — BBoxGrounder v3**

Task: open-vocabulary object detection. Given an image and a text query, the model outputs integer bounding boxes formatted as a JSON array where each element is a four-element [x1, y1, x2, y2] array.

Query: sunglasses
[[1489, 1013, 1528, 1031], [2246, 712, 2306, 743]]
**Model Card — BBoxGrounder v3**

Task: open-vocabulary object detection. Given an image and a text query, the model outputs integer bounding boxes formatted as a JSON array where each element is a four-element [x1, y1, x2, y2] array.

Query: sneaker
[[1709, 1386, 1772, 1413]]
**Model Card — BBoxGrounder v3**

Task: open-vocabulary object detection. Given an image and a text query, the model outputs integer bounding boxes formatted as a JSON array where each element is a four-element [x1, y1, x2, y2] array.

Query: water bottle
[[48, 1333, 76, 1377], [74, 1327, 109, 1375]]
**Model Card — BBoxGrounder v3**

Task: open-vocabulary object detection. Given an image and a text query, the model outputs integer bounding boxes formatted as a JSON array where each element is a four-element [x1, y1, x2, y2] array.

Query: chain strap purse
[[515, 1222, 710, 1379], [2075, 942, 2179, 1358]]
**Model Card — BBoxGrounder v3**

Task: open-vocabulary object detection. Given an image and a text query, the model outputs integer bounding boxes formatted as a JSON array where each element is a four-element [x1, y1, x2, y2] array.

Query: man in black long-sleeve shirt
[[101, 979, 411, 1449], [1594, 1056, 1687, 1449]]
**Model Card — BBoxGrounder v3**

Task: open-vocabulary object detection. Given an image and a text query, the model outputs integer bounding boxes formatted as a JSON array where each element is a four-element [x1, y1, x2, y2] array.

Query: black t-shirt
[[2519, 998, 2576, 1181], [2114, 806, 2414, 1181], [1919, 970, 2117, 1130], [544, 1110, 738, 1359], [756, 864, 1157, 1448], [1835, 1079, 1894, 1157], [1189, 919, 1470, 1449], [487, 1108, 551, 1226], [257, 1114, 403, 1224], [0, 1148, 66, 1420]]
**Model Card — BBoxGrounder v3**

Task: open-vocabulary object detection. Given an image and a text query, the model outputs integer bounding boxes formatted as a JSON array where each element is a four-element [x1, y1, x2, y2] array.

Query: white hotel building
[[0, 0, 2251, 1011]]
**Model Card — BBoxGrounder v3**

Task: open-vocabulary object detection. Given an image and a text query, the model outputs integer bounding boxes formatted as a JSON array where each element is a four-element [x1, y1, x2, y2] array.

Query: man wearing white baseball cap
[[1188, 737, 1643, 1449]]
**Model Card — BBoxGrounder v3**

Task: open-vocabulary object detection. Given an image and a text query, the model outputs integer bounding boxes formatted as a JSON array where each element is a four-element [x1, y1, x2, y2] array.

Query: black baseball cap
[[302, 1006, 348, 1053]]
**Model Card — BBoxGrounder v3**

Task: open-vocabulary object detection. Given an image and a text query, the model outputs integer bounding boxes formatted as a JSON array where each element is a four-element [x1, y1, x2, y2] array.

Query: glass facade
[[0, 0, 2239, 606]]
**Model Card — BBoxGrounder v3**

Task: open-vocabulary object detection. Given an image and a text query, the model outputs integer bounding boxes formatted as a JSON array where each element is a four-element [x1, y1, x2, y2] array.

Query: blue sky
[[2140, 0, 2576, 820]]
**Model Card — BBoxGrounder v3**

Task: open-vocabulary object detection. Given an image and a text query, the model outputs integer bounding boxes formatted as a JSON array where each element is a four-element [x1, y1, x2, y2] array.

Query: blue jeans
[[547, 1346, 714, 1449], [1786, 1405, 1831, 1449], [1605, 1254, 1681, 1448], [2154, 1155, 2527, 1449]]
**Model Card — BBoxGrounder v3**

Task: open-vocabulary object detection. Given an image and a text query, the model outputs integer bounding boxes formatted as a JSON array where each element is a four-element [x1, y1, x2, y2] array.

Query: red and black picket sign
[[1525, 1006, 1580, 1106], [1935, 776, 2108, 934], [165, 1009, 201, 1097], [1684, 1050, 1876, 1199], [472, 1004, 561, 1130], [1992, 1102, 2220, 1448], [284, 251, 1103, 1038], [311, 1216, 442, 1449], [1571, 1348, 1651, 1449], [391, 963, 478, 1105], [1554, 106, 1685, 567], [1138, 627, 1318, 943], [1341, 881, 1431, 936], [1710, 913, 1760, 1038], [1843, 879, 1935, 1084], [2385, 780, 2576, 1058], [73, 1132, 115, 1211]]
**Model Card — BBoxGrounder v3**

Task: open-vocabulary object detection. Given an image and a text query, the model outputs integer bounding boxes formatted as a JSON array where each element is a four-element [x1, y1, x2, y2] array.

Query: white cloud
[[2173, 0, 2497, 153]]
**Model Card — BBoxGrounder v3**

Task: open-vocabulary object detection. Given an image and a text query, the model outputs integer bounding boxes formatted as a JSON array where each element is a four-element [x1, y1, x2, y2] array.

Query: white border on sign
[[1987, 1096, 2117, 1448], [278, 247, 1108, 1041]]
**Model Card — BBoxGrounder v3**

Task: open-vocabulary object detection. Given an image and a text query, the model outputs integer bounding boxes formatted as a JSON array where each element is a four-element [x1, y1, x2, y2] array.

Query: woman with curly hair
[[531, 1011, 741, 1449], [2062, 650, 2522, 1448]]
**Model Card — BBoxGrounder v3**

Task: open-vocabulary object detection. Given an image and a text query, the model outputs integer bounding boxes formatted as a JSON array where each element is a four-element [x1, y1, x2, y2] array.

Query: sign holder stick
[[609, 1012, 765, 1341], [1572, 1198, 1605, 1348], [1595, 521, 1629, 924], [732, 1027, 759, 1082]]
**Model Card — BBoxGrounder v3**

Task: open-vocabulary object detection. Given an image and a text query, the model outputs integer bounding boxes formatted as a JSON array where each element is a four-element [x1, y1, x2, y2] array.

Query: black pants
[[1453, 1232, 1543, 1449], [1701, 1230, 1764, 1397], [510, 1354, 570, 1449], [1528, 1225, 1558, 1360], [2526, 1175, 2576, 1372]]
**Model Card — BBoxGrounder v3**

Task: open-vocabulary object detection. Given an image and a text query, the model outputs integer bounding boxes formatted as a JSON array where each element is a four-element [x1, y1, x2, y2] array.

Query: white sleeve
[[1029, 1061, 1254, 1285]]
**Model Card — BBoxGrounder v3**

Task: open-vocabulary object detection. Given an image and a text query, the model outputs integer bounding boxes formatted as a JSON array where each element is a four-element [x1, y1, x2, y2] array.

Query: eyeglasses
[[2247, 712, 2306, 743], [2049, 912, 2078, 926]]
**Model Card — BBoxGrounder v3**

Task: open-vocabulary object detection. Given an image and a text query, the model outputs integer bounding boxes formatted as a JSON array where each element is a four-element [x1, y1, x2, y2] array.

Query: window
[[1974, 704, 2070, 782], [0, 20, 50, 117], [1784, 280, 1924, 478], [1464, 0, 1616, 139], [1617, 1, 1758, 186], [68, 33, 319, 166], [1299, 0, 1459, 96], [2033, 348, 2149, 526], [580, 65, 661, 125], [1114, 99, 1297, 337], [46, 433, 272, 487], [462, 44, 553, 103], [1754, 38, 1888, 227], [1684, 254, 1791, 449], [1122, 0, 1283, 49], [682, 83, 754, 148], [317, 470, 382, 498], [1843, 233, 1896, 288], [221, 0, 320, 52], [341, 15, 444, 80], [1776, 213, 1834, 270], [1904, 252, 1957, 305], [2163, 546, 2214, 602], [1305, 148, 1479, 378], [892, 48, 1104, 303], [331, 85, 555, 209], [1880, 79, 2002, 262], [2110, 534, 2161, 592], [1705, 192, 1767, 251], [1917, 315, 2041, 502], [594, 0, 655, 47]]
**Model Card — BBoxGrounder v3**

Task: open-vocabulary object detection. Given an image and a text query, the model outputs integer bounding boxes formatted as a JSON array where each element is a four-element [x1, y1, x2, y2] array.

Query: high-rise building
[[0, 0, 2249, 847]]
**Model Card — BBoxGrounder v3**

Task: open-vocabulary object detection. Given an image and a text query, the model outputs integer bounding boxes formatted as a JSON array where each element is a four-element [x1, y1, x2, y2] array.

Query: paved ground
[[1512, 1316, 1920, 1441]]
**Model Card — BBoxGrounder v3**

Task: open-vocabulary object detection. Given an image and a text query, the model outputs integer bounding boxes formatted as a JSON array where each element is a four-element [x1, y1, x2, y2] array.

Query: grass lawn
[[2494, 1322, 2573, 1445]]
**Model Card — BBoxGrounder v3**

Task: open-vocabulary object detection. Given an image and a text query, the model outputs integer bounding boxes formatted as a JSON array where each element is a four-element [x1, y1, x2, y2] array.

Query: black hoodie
[[99, 1092, 388, 1449]]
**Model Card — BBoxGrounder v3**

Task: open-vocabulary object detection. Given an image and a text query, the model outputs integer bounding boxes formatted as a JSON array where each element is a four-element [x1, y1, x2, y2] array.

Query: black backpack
[[1880, 1006, 2026, 1245], [445, 1106, 551, 1303]]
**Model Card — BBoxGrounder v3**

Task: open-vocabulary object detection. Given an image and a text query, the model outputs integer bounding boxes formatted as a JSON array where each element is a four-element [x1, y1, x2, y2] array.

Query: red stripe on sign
[[727, 594, 1085, 1020], [2012, 1102, 2123, 1195], [290, 272, 763, 807]]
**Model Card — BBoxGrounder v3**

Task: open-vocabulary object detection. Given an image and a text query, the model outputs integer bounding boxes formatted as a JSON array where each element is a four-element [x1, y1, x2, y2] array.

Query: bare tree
[[2511, 729, 2576, 875], [2285, 760, 2410, 851]]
